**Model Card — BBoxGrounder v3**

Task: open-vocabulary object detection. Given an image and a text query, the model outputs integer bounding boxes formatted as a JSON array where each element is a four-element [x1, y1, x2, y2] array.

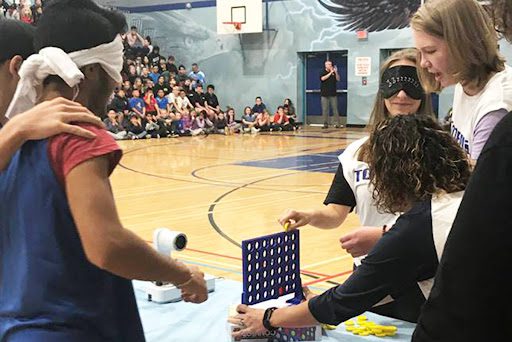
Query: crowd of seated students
[[0, 0, 44, 25], [104, 27, 301, 140]]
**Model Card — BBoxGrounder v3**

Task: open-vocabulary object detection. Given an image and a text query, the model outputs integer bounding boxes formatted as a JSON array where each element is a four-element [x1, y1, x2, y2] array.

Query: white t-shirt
[[176, 96, 191, 110], [417, 191, 464, 298], [451, 65, 512, 158], [338, 137, 398, 228]]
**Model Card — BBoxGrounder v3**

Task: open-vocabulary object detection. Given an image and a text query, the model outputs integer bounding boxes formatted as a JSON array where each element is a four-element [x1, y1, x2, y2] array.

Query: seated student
[[155, 89, 170, 116], [284, 104, 299, 129], [167, 55, 178, 75], [129, 89, 146, 118], [110, 89, 129, 115], [205, 84, 221, 116], [230, 115, 470, 338], [153, 75, 170, 96], [167, 86, 180, 113], [145, 112, 167, 138], [225, 107, 241, 134], [144, 88, 157, 116], [122, 80, 133, 98], [188, 110, 203, 136], [148, 45, 162, 66], [252, 96, 266, 114], [0, 1, 207, 340], [273, 106, 294, 131], [190, 84, 209, 114], [241, 106, 259, 133], [171, 112, 191, 136], [177, 89, 194, 115], [148, 65, 160, 84], [284, 98, 296, 118], [133, 77, 144, 94], [127, 114, 148, 139], [255, 109, 272, 132], [214, 111, 228, 134], [104, 109, 127, 140]]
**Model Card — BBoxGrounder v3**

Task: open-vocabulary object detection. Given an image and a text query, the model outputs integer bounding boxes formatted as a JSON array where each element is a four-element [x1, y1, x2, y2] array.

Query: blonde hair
[[411, 0, 505, 93], [359, 48, 434, 161]]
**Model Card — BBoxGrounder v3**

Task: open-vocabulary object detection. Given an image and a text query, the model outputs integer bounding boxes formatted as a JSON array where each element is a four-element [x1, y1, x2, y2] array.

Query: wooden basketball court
[[113, 127, 367, 293]]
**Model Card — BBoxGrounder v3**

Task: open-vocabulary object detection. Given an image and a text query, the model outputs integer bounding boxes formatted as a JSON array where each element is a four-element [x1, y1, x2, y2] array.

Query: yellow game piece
[[284, 221, 291, 232], [382, 326, 398, 332], [359, 332, 370, 336], [345, 320, 355, 326], [345, 326, 355, 332], [375, 333, 387, 337], [357, 315, 367, 321], [322, 324, 337, 330]]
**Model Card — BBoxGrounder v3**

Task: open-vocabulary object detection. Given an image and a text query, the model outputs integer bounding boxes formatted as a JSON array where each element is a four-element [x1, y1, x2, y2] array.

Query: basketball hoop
[[223, 21, 243, 31]]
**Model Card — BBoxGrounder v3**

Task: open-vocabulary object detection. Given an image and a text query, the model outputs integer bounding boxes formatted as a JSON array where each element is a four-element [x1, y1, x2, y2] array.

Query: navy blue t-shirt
[[0, 135, 144, 341]]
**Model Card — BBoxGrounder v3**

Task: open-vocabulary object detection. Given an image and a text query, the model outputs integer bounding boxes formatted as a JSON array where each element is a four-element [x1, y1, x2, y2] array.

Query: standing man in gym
[[320, 60, 341, 128]]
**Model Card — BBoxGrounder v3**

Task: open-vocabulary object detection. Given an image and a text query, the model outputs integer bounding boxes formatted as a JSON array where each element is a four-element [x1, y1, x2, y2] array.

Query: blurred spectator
[[104, 109, 128, 140], [167, 86, 180, 113], [273, 106, 293, 131], [148, 45, 161, 66], [111, 89, 129, 114], [31, 0, 43, 24], [129, 89, 146, 118], [144, 88, 157, 116], [177, 65, 188, 83], [127, 114, 148, 139], [122, 80, 132, 98], [155, 89, 170, 115], [242, 106, 259, 133], [284, 98, 296, 118], [256, 109, 272, 132], [145, 112, 168, 138], [205, 84, 220, 116], [167, 55, 178, 75], [126, 26, 149, 57], [148, 65, 160, 84], [252, 96, 266, 114], [176, 89, 194, 115], [189, 84, 208, 113], [188, 63, 206, 88], [226, 107, 241, 134], [213, 111, 227, 134], [20, 5, 32, 24], [0, 0, 9, 16], [5, 4, 19, 20]]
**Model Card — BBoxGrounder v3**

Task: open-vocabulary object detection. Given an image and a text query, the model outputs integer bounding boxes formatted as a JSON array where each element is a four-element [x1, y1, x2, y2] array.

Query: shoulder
[[339, 137, 369, 161], [482, 112, 512, 152]]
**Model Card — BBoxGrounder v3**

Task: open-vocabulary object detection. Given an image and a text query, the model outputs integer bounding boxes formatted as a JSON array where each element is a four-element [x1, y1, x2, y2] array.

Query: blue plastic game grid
[[241, 230, 304, 306]]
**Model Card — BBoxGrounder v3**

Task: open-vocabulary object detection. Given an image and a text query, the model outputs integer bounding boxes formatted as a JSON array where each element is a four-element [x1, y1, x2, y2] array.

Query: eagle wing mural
[[318, 0, 422, 32]]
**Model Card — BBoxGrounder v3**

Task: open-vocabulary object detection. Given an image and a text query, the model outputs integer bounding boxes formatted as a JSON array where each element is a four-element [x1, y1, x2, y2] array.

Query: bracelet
[[262, 307, 279, 332], [382, 225, 387, 236], [175, 273, 193, 289]]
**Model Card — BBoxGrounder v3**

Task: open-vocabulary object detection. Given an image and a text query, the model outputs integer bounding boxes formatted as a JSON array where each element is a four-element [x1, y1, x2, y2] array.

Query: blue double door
[[304, 51, 348, 124]]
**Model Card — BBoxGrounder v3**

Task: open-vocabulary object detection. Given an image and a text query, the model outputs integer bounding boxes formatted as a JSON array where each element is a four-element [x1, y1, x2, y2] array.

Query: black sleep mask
[[379, 65, 424, 100]]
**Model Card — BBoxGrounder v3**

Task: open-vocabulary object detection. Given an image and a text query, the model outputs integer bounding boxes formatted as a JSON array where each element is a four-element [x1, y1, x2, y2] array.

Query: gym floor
[[114, 126, 367, 293]]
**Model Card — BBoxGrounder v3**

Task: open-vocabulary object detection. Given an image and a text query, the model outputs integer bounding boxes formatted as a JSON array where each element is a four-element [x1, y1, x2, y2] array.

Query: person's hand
[[278, 209, 312, 230], [339, 226, 383, 258], [10, 97, 103, 141], [178, 265, 208, 304], [229, 305, 267, 340]]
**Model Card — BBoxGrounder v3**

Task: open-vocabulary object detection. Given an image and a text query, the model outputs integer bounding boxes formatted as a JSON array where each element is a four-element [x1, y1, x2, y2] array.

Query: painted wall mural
[[318, 0, 421, 32]]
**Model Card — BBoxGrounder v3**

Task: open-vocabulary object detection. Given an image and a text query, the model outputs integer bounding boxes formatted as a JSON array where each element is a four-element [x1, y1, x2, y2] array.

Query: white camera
[[153, 228, 188, 257]]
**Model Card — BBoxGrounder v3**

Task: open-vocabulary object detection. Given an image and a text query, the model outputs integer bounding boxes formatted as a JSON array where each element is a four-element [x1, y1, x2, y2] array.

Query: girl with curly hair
[[231, 115, 470, 338]]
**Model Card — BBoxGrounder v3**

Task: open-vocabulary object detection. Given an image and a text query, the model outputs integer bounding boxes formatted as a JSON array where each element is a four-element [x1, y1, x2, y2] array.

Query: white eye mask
[[5, 35, 124, 118]]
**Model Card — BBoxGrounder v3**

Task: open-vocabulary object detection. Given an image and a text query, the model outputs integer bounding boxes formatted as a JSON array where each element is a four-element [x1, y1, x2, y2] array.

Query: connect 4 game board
[[238, 230, 322, 342]]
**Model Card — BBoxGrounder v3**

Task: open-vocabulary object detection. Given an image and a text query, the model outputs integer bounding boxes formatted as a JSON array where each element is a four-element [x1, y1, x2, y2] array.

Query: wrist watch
[[262, 307, 279, 332]]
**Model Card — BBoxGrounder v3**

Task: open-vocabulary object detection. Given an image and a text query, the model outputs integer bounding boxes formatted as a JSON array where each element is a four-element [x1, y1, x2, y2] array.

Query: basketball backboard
[[217, 0, 263, 35]]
